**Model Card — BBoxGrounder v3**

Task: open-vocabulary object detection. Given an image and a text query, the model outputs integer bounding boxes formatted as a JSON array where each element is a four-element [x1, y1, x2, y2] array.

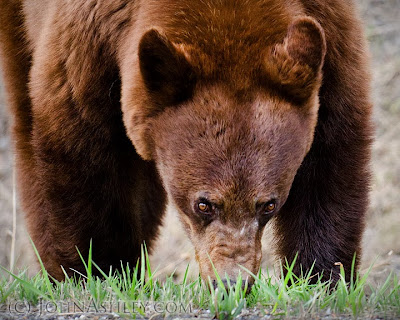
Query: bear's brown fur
[[0, 0, 372, 283]]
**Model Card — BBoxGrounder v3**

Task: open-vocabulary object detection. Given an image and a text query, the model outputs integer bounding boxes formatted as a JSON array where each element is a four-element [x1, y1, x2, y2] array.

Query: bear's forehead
[[151, 0, 297, 48], [143, 0, 302, 87]]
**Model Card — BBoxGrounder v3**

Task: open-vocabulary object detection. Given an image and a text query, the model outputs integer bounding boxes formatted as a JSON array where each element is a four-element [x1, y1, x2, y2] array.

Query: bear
[[0, 0, 372, 284]]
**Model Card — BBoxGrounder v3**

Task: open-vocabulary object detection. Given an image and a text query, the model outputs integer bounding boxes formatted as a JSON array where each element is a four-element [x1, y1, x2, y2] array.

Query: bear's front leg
[[23, 16, 166, 281], [274, 56, 372, 284], [275, 145, 370, 283]]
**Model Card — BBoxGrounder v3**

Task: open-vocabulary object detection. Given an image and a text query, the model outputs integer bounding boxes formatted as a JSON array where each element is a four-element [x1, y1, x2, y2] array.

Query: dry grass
[[0, 0, 399, 282], [0, 81, 33, 272]]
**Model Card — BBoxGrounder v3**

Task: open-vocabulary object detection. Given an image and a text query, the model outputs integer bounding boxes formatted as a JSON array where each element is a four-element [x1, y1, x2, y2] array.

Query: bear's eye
[[263, 200, 277, 214], [198, 202, 209, 212], [195, 199, 213, 214]]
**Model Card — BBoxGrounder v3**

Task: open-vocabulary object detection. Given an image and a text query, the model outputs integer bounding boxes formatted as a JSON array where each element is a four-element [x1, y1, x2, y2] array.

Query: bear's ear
[[285, 17, 326, 72], [139, 29, 196, 106], [264, 17, 326, 104]]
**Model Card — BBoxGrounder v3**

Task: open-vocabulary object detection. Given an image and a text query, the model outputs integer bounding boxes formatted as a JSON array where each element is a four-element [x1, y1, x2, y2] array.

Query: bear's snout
[[212, 279, 253, 293], [191, 220, 263, 285]]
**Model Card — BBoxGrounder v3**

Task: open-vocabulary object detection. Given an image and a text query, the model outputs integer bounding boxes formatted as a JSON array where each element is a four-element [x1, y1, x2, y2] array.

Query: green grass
[[0, 245, 399, 319]]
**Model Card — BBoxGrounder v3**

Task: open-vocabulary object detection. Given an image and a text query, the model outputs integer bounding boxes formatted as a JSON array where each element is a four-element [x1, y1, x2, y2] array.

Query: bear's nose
[[212, 279, 253, 293]]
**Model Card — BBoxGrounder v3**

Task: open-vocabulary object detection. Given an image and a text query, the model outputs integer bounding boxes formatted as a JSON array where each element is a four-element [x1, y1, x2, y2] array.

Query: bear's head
[[123, 17, 326, 285]]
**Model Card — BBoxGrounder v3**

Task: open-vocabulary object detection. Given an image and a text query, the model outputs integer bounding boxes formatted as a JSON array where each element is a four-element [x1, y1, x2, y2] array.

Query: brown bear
[[0, 0, 372, 284]]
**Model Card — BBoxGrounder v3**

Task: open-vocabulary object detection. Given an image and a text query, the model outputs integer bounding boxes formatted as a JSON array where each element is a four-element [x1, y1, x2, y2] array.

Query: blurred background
[[0, 0, 399, 283]]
